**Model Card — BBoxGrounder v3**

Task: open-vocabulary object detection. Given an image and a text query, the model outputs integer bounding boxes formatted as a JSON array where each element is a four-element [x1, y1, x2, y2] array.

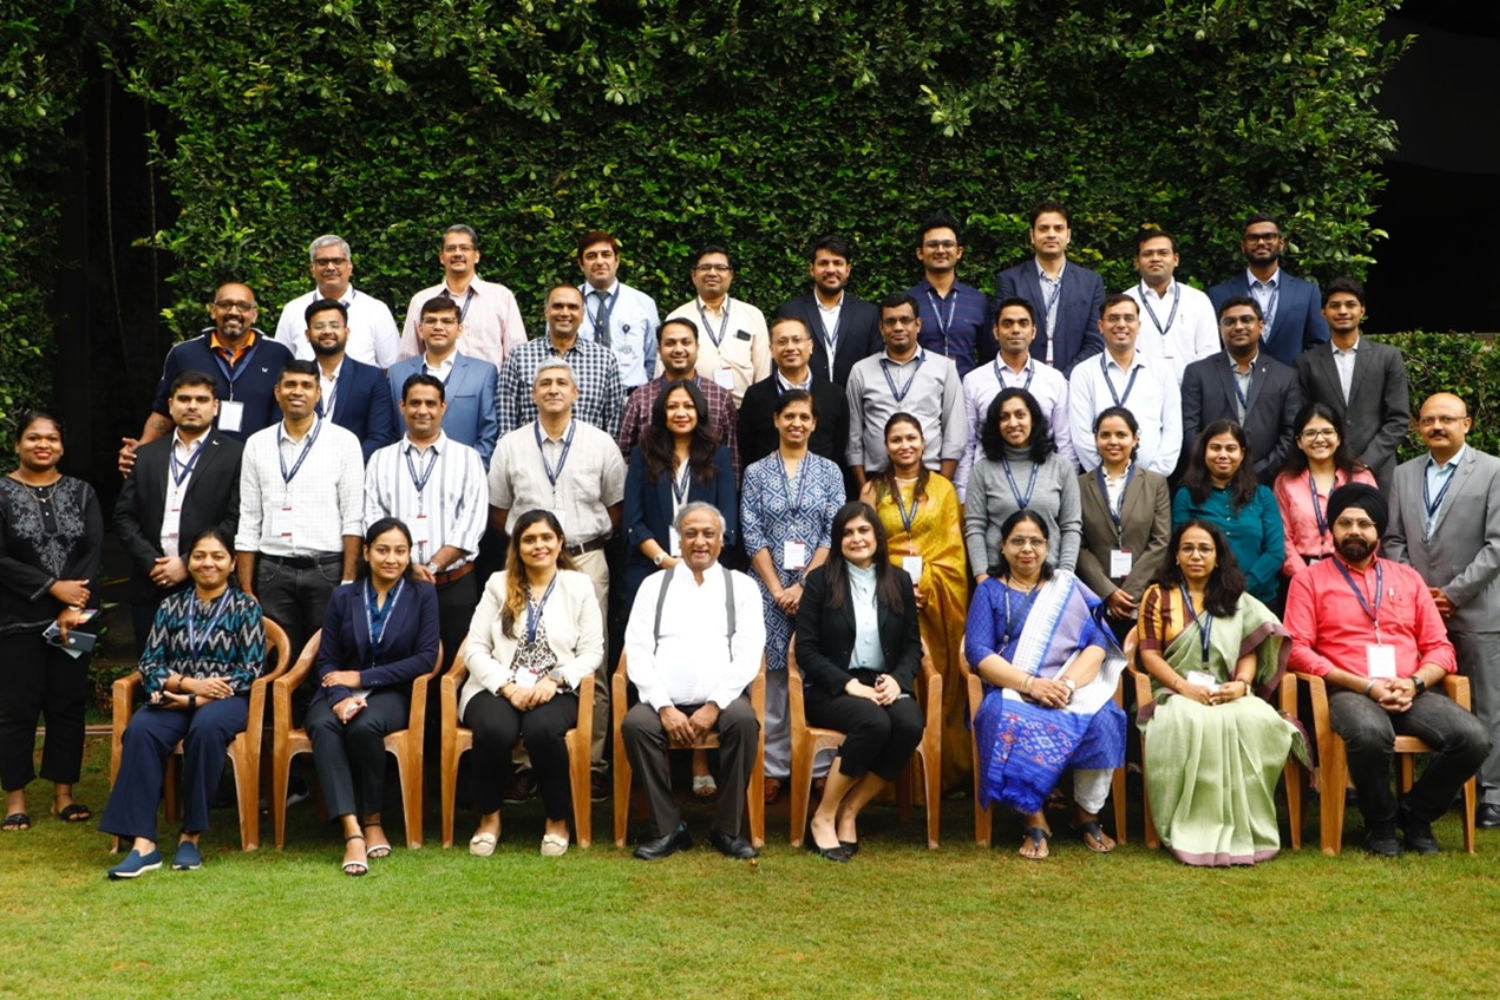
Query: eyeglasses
[[313, 257, 348, 267], [1300, 429, 1337, 440], [443, 243, 475, 253], [922, 240, 958, 250], [214, 300, 256, 312], [1244, 232, 1281, 244], [1418, 415, 1466, 427], [693, 264, 732, 274], [1221, 316, 1260, 327], [1334, 517, 1377, 531], [1006, 536, 1046, 550], [308, 321, 345, 332], [421, 316, 459, 327]]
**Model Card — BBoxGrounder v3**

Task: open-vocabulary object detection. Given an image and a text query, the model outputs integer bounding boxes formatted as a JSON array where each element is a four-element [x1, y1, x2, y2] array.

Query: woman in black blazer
[[793, 501, 924, 861], [307, 517, 440, 875]]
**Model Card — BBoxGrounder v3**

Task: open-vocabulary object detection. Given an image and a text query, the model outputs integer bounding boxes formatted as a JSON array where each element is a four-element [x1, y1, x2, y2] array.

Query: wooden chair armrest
[[273, 630, 322, 739], [918, 650, 942, 716], [1279, 671, 1298, 716], [965, 670, 984, 721], [749, 657, 767, 718], [112, 672, 143, 734], [786, 639, 808, 732], [1297, 672, 1330, 735], [573, 671, 595, 747], [612, 653, 629, 723], [1441, 673, 1471, 709], [441, 653, 469, 738], [246, 620, 294, 749], [406, 643, 446, 735]]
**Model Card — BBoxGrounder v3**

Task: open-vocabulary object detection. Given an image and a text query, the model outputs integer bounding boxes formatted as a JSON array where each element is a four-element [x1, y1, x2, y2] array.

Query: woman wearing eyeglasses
[[1272, 404, 1375, 578]]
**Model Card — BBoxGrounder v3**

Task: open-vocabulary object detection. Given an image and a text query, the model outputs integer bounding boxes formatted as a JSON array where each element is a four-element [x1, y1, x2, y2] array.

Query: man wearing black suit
[[113, 371, 243, 653], [1295, 277, 1410, 493], [737, 316, 852, 492], [304, 298, 399, 462], [775, 236, 882, 388], [1181, 296, 1302, 483], [993, 201, 1105, 377], [1207, 213, 1328, 367]]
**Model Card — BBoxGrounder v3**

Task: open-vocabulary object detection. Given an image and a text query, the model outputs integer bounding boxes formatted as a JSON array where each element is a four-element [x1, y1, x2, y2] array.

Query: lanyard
[[534, 420, 576, 489], [893, 482, 919, 537], [442, 286, 475, 323], [697, 300, 731, 348], [1308, 473, 1332, 537], [1231, 364, 1252, 415], [1333, 559, 1383, 635], [1100, 355, 1141, 408], [925, 289, 959, 355], [405, 444, 439, 498], [1178, 583, 1213, 663], [170, 440, 206, 489], [1424, 463, 1456, 521], [1001, 581, 1040, 649], [879, 353, 924, 403], [671, 460, 692, 506], [525, 575, 558, 644], [211, 338, 261, 400], [279, 419, 322, 486], [1138, 281, 1180, 338], [186, 590, 233, 660], [994, 360, 1034, 392], [1001, 457, 1039, 510], [364, 578, 407, 666], [776, 451, 808, 515], [1095, 464, 1134, 538], [1252, 281, 1280, 339]]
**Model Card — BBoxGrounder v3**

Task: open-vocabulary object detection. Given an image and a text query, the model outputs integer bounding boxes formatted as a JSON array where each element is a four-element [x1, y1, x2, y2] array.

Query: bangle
[[1024, 676, 1034, 694], [1364, 678, 1377, 695]]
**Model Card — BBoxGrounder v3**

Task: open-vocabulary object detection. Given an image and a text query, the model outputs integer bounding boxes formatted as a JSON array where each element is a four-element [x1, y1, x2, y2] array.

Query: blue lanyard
[[1231, 364, 1252, 414], [170, 440, 206, 489], [1042, 277, 1063, 324], [893, 482, 919, 537], [186, 590, 233, 660], [925, 290, 959, 355], [1178, 583, 1213, 663], [1101, 355, 1140, 408], [441, 286, 475, 323], [405, 445, 439, 498], [1001, 581, 1039, 649], [1095, 464, 1134, 536], [1308, 473, 1332, 537], [364, 578, 406, 666], [279, 419, 322, 486], [1138, 281, 1180, 338], [994, 360, 1034, 392], [1000, 457, 1039, 510], [1424, 462, 1456, 521], [670, 460, 692, 506], [696, 301, 731, 348], [534, 420, 576, 489], [1252, 281, 1280, 339], [211, 338, 261, 400], [525, 575, 557, 644], [776, 451, 808, 516], [590, 288, 618, 337], [1333, 559, 1383, 633], [879, 353, 924, 403]]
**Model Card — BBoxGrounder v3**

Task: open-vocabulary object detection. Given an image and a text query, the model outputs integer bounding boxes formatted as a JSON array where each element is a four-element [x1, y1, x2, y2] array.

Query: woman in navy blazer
[[793, 501, 924, 860], [307, 517, 440, 875]]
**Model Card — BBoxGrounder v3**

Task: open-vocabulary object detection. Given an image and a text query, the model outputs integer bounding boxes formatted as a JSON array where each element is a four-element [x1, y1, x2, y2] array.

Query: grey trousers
[[621, 695, 758, 839], [1450, 630, 1500, 805]]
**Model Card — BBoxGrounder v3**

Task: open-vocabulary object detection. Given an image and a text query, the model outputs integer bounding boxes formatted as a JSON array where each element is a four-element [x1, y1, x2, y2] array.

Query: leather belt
[[432, 562, 476, 586], [261, 552, 341, 569], [566, 537, 608, 557]]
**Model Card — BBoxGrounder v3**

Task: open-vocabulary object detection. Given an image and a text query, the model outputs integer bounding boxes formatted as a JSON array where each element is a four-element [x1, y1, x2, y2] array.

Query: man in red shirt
[[1285, 483, 1490, 856]]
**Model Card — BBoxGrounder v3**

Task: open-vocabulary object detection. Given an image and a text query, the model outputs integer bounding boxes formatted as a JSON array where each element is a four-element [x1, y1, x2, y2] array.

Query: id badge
[[218, 399, 244, 433], [783, 540, 808, 570], [714, 366, 736, 390], [410, 513, 432, 550], [1110, 549, 1133, 577], [1366, 644, 1397, 679], [902, 555, 924, 581], [668, 526, 681, 557], [548, 508, 568, 534], [271, 505, 294, 538], [515, 670, 539, 690], [1186, 670, 1220, 692]]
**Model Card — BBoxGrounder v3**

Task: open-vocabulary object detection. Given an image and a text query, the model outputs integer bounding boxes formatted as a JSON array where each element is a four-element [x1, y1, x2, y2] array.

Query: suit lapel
[[1244, 358, 1268, 414], [1344, 342, 1370, 405], [179, 435, 224, 502], [1314, 346, 1345, 412], [1429, 451, 1474, 535]]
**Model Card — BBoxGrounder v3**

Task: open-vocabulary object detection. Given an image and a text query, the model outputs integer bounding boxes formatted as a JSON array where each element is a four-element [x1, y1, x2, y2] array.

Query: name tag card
[[271, 505, 294, 538], [1367, 644, 1397, 679], [514, 670, 539, 690], [218, 400, 244, 433], [783, 540, 808, 570], [668, 527, 681, 557], [410, 513, 432, 551], [547, 508, 569, 534], [1110, 549, 1133, 577], [1186, 670, 1220, 692], [714, 367, 736, 390], [901, 555, 924, 581]]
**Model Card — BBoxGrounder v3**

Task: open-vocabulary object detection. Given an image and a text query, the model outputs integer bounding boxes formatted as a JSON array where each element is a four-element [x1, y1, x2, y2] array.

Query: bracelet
[[1364, 678, 1377, 695], [1023, 676, 1034, 694], [187, 694, 197, 710]]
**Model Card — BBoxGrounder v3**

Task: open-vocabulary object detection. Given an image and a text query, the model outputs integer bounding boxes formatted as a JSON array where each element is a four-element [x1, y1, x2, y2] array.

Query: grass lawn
[[2, 737, 1497, 1000]]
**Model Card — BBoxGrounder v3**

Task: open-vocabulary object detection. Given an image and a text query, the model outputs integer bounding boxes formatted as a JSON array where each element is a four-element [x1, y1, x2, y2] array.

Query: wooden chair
[[612, 652, 767, 848], [1299, 672, 1476, 855], [965, 667, 1127, 848], [1125, 630, 1302, 850], [785, 638, 942, 849], [108, 619, 292, 853], [438, 652, 595, 848], [270, 632, 443, 849]]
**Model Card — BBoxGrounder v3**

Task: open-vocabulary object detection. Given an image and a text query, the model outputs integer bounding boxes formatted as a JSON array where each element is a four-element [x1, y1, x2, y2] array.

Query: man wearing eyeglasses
[[664, 243, 770, 406], [1180, 295, 1302, 483], [1295, 277, 1410, 493], [1122, 230, 1220, 385], [994, 201, 1105, 378], [272, 234, 400, 370], [906, 213, 993, 380], [397, 224, 527, 369], [1384, 393, 1500, 831], [1207, 214, 1328, 367]]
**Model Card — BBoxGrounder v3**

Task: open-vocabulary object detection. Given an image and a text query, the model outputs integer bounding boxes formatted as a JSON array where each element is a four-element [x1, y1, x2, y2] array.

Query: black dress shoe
[[1399, 809, 1441, 855], [633, 823, 692, 861], [709, 827, 759, 860], [1361, 825, 1401, 858], [1476, 802, 1500, 829], [805, 838, 850, 862], [839, 840, 859, 857]]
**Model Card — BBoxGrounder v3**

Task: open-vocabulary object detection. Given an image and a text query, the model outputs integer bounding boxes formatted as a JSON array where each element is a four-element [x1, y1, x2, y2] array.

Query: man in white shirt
[[622, 502, 765, 860], [664, 243, 770, 405], [273, 235, 401, 369], [1123, 230, 1220, 384], [235, 359, 366, 657], [365, 373, 487, 668], [957, 297, 1076, 495], [398, 224, 527, 369], [576, 230, 659, 390], [1068, 294, 1182, 475]]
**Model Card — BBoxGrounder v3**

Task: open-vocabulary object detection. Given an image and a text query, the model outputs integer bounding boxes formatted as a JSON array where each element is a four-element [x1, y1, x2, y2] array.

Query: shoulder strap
[[724, 569, 735, 653], [653, 565, 735, 656], [652, 569, 673, 654]]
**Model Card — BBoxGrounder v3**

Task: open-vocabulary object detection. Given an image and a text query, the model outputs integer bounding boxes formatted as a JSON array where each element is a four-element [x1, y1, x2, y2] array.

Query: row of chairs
[[107, 623, 1476, 855]]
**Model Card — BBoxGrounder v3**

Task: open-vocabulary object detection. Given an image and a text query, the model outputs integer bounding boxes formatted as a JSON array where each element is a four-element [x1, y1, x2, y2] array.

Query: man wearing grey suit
[[1295, 278, 1411, 494], [1384, 393, 1500, 829]]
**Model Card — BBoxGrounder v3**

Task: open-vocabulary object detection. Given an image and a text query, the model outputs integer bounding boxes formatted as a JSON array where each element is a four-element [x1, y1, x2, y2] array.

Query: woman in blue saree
[[966, 510, 1127, 859]]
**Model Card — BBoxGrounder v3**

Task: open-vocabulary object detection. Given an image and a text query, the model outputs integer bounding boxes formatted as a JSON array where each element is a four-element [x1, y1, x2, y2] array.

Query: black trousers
[[621, 696, 758, 839], [0, 632, 88, 791], [435, 571, 479, 671], [306, 688, 410, 819], [806, 693, 925, 782], [255, 555, 341, 663], [464, 690, 579, 820]]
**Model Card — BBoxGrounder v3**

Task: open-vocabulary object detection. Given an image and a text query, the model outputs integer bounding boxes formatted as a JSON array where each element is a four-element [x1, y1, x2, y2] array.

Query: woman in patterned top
[[101, 527, 266, 878], [0, 410, 103, 834], [462, 509, 603, 857]]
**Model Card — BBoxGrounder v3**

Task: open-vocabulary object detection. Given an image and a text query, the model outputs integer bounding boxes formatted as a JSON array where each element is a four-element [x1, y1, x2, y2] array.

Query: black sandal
[[1071, 819, 1114, 854], [1, 812, 31, 832], [1019, 825, 1052, 860], [52, 802, 92, 824]]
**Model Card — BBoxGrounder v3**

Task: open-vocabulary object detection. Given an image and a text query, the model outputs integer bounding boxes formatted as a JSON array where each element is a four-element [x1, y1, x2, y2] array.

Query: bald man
[[1384, 393, 1500, 829]]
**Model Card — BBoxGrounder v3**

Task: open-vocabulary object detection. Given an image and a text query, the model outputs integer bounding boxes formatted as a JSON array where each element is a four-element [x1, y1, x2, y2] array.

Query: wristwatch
[[1412, 675, 1427, 696], [653, 551, 668, 567]]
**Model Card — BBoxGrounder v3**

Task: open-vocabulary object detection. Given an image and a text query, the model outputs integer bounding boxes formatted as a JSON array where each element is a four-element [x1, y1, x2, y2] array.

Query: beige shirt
[[664, 296, 771, 405], [487, 418, 626, 544]]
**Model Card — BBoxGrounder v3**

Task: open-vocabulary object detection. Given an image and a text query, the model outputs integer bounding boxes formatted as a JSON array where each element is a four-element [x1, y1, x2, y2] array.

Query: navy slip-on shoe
[[171, 841, 203, 871], [107, 849, 163, 880]]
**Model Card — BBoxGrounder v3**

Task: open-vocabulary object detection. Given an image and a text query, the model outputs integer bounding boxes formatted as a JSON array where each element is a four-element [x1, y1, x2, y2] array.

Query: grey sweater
[[963, 446, 1081, 575]]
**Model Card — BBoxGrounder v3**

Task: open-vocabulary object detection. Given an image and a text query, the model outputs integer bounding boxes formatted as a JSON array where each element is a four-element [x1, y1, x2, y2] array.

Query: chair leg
[[748, 735, 766, 850], [1463, 776, 1477, 854], [399, 748, 424, 849], [1111, 765, 1127, 847], [921, 744, 940, 850], [272, 749, 291, 850], [971, 740, 991, 847], [789, 736, 813, 848], [568, 733, 592, 849], [1399, 754, 1414, 793], [164, 755, 182, 824], [612, 745, 632, 848], [1284, 759, 1303, 851], [1140, 732, 1159, 849], [441, 744, 459, 850], [230, 745, 260, 851], [1320, 739, 1347, 856]]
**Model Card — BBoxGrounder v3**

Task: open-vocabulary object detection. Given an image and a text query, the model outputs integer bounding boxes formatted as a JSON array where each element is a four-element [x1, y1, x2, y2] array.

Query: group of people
[[1, 206, 1495, 878]]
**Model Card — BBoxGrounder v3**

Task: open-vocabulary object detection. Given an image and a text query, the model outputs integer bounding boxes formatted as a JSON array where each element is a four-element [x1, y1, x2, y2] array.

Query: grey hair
[[308, 234, 351, 262], [533, 357, 577, 384], [673, 501, 726, 538], [443, 224, 479, 248]]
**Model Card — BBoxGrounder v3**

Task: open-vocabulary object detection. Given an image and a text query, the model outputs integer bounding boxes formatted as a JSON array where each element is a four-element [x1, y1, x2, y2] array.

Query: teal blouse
[[1171, 484, 1285, 605]]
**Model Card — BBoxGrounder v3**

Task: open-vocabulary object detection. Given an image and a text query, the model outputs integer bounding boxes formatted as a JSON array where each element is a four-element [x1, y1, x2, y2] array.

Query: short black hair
[[1240, 213, 1280, 235], [304, 297, 348, 326], [1029, 200, 1071, 228], [810, 236, 854, 262], [879, 291, 919, 315], [916, 212, 961, 248], [1136, 229, 1177, 254], [401, 372, 446, 403], [994, 297, 1036, 324], [278, 359, 320, 382], [1322, 276, 1365, 308], [691, 242, 733, 270], [1217, 294, 1263, 322], [657, 316, 698, 343], [169, 370, 218, 396]]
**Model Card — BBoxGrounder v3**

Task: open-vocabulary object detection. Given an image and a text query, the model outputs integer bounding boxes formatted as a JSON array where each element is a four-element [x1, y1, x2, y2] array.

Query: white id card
[[783, 540, 808, 570], [902, 555, 924, 580], [1186, 670, 1220, 692], [218, 399, 244, 433], [1110, 549, 1134, 577], [668, 526, 681, 557], [514, 670, 539, 690], [410, 513, 431, 551], [1366, 644, 1397, 679], [271, 506, 294, 538], [714, 367, 736, 390], [547, 508, 568, 534]]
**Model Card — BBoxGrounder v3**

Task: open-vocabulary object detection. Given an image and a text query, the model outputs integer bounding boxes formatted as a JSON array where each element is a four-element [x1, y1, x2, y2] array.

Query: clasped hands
[[845, 674, 900, 706], [150, 674, 233, 709], [659, 703, 720, 746], [773, 582, 803, 616], [505, 677, 559, 711], [1177, 679, 1250, 707], [1368, 676, 1417, 713], [1024, 676, 1074, 710]]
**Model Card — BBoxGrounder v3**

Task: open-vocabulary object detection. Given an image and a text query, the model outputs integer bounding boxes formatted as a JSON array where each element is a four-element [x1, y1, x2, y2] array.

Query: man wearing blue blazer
[[775, 236, 883, 387], [304, 298, 398, 462], [993, 201, 1105, 378], [1207, 213, 1328, 367], [387, 295, 499, 468]]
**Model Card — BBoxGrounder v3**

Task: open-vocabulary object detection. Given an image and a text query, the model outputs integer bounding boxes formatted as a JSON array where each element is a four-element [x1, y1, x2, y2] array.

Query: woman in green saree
[[1135, 519, 1305, 866]]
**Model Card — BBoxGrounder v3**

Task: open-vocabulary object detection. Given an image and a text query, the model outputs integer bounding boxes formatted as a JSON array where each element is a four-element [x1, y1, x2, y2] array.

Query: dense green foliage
[[104, 0, 1409, 338], [1378, 332, 1500, 462]]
